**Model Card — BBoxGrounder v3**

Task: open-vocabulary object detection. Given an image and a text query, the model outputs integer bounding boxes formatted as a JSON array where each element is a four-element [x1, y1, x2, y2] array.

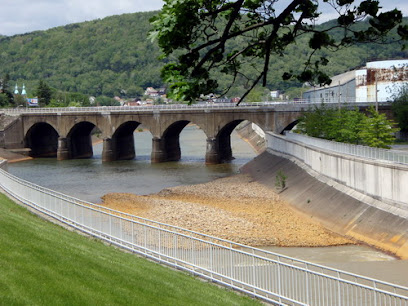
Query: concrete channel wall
[[235, 121, 266, 153], [244, 132, 408, 258], [267, 132, 408, 211]]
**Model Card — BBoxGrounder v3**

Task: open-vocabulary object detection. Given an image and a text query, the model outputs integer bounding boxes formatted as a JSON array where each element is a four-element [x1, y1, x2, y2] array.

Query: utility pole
[[375, 74, 378, 112], [338, 81, 341, 110]]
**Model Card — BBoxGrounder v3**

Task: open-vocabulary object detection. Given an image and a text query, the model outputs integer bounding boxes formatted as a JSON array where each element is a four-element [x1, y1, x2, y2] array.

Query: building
[[270, 90, 280, 99], [302, 59, 408, 103], [144, 87, 159, 97], [13, 83, 27, 96]]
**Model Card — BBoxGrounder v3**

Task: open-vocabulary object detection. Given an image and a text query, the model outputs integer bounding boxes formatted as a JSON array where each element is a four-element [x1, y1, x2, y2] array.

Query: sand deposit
[[100, 174, 353, 247]]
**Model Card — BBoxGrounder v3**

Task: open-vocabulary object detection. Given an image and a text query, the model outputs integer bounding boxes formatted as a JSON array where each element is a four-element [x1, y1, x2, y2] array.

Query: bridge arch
[[152, 120, 208, 163], [162, 120, 190, 162], [206, 119, 265, 164], [281, 119, 300, 134], [25, 122, 59, 157], [216, 120, 245, 162], [109, 121, 142, 161], [66, 121, 96, 159]]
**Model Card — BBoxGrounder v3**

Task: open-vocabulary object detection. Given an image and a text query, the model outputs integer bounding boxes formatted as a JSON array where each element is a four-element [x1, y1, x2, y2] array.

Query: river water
[[9, 125, 254, 203], [8, 125, 408, 286]]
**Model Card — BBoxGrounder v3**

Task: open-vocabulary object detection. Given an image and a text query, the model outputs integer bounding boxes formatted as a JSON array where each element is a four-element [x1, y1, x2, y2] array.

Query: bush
[[297, 105, 398, 148]]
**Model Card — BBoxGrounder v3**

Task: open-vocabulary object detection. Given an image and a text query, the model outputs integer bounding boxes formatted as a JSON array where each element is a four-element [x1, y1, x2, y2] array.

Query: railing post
[[252, 249, 256, 291], [277, 257, 282, 304], [337, 271, 341, 305], [306, 264, 310, 305], [230, 243, 234, 284], [109, 215, 112, 239], [131, 222, 134, 246], [374, 281, 378, 306], [210, 245, 213, 280]]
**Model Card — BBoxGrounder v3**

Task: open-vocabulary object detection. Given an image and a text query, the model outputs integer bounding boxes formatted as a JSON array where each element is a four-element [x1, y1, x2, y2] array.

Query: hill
[[0, 11, 162, 98], [0, 12, 407, 100]]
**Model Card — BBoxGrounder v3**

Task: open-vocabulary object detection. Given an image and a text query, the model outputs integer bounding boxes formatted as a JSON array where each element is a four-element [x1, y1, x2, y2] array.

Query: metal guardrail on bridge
[[285, 132, 408, 166], [0, 100, 389, 115], [0, 160, 407, 305]]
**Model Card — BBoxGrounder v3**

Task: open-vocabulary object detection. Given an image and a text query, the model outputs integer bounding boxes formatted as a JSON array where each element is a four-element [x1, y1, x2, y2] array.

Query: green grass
[[0, 194, 260, 305]]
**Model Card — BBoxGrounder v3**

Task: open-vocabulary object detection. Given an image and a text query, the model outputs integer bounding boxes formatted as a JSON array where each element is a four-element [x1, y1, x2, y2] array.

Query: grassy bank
[[0, 193, 259, 305]]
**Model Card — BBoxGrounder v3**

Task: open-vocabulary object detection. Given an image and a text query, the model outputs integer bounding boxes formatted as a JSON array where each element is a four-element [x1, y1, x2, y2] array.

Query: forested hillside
[[0, 12, 162, 98], [0, 11, 407, 100]]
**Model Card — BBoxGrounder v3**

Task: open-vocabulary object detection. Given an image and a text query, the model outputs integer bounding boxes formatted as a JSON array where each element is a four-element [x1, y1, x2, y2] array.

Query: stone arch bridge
[[0, 103, 389, 164]]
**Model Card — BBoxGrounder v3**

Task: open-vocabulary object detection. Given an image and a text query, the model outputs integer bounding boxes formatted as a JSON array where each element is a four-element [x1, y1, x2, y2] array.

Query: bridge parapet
[[0, 100, 390, 115]]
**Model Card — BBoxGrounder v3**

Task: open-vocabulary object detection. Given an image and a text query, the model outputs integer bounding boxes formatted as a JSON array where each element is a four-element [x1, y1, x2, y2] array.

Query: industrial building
[[302, 59, 408, 103]]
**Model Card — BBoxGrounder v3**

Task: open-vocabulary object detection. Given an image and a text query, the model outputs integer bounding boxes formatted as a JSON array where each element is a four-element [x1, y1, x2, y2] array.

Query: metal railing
[[0, 100, 388, 115], [285, 132, 408, 165], [0, 160, 407, 305]]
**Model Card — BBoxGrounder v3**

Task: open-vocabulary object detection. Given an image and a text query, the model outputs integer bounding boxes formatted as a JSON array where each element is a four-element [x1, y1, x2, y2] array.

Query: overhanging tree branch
[[150, 0, 407, 104]]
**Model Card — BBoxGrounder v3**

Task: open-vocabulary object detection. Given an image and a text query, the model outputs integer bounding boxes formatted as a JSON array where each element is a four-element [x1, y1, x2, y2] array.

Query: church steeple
[[14, 84, 19, 95], [21, 84, 27, 96]]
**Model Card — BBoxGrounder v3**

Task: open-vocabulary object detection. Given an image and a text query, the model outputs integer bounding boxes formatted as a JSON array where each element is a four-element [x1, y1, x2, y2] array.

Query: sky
[[0, 0, 407, 36]]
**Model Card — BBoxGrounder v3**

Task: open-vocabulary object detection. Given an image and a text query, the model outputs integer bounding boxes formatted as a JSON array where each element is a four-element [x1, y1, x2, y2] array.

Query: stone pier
[[57, 137, 70, 160], [205, 137, 220, 164], [102, 138, 115, 162], [151, 137, 167, 163]]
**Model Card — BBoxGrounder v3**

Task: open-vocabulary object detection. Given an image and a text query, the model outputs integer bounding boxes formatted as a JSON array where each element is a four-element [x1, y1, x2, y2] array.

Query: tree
[[0, 93, 8, 107], [96, 96, 120, 106], [332, 107, 364, 144], [36, 80, 52, 106], [296, 104, 336, 138], [245, 86, 271, 102], [150, 0, 408, 104], [0, 73, 14, 106], [297, 105, 397, 148], [14, 94, 27, 107], [358, 106, 399, 149], [391, 84, 408, 132]]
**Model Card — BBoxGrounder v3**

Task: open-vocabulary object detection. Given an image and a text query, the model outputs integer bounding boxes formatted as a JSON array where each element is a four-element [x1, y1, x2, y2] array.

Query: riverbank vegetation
[[296, 105, 398, 148], [0, 193, 259, 305]]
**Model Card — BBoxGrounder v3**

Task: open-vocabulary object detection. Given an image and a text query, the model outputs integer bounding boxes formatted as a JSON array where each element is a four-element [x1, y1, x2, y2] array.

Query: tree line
[[0, 75, 120, 107]]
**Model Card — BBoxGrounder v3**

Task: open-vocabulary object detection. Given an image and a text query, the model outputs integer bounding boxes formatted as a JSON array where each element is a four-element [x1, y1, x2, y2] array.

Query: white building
[[303, 59, 408, 103], [270, 90, 280, 99]]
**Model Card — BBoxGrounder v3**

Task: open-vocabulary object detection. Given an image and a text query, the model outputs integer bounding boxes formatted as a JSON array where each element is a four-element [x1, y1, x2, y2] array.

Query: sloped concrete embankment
[[241, 150, 408, 259], [235, 121, 266, 153]]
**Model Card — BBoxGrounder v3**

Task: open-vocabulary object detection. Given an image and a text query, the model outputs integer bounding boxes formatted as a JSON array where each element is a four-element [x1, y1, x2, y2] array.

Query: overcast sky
[[1, 0, 407, 36]]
